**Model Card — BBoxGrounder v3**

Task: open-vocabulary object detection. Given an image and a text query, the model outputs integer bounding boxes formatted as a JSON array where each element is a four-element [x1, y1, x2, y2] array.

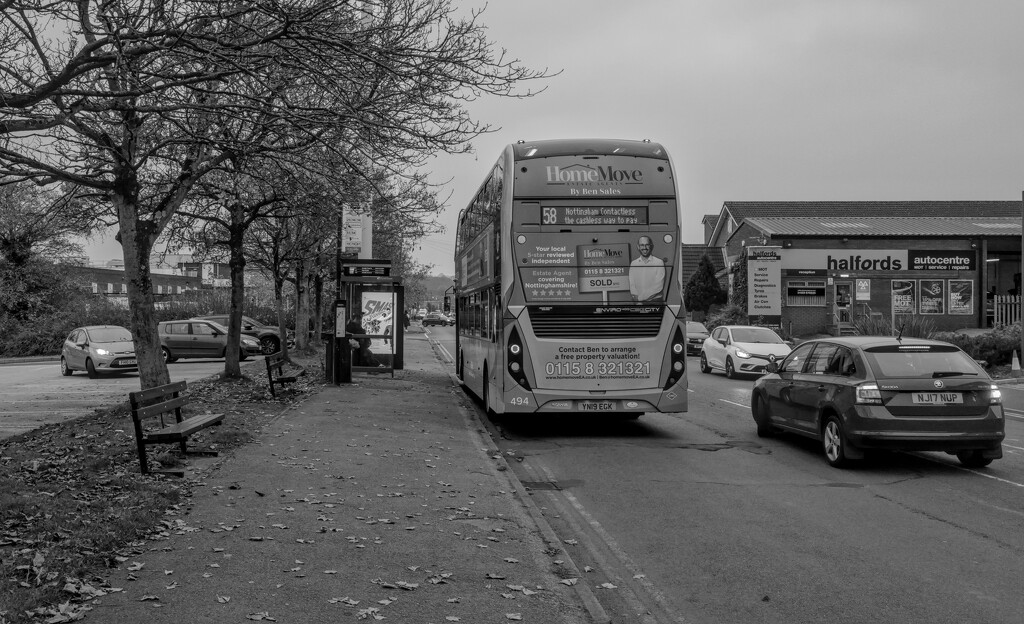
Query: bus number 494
[[510, 397, 530, 406]]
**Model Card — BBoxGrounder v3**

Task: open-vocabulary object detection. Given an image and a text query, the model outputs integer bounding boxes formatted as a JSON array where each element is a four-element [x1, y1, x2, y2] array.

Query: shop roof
[[743, 216, 1022, 237], [723, 200, 1020, 220], [709, 200, 1022, 246]]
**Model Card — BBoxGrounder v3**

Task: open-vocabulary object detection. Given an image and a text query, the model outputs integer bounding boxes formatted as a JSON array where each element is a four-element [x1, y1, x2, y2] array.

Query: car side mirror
[[243, 324, 253, 330], [718, 338, 728, 346], [766, 362, 779, 374]]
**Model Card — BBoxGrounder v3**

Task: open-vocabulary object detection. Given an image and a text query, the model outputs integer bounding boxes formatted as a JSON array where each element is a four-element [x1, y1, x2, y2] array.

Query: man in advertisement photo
[[629, 235, 666, 303]]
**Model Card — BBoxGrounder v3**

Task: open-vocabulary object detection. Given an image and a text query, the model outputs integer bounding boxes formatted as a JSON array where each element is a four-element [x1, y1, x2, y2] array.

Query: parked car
[[751, 336, 1004, 468], [193, 314, 290, 355], [685, 321, 711, 356], [700, 325, 792, 378], [158, 319, 261, 363], [422, 312, 448, 327], [415, 308, 428, 321], [61, 325, 138, 378]]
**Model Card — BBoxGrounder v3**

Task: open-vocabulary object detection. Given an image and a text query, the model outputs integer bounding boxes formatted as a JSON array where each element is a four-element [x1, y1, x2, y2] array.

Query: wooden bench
[[128, 381, 224, 476], [265, 351, 298, 397]]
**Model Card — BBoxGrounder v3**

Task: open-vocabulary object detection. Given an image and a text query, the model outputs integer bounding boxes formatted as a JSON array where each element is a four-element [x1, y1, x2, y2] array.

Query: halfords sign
[[783, 249, 976, 272]]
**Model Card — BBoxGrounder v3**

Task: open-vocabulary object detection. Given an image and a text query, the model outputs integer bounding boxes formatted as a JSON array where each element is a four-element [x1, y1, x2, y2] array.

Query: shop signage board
[[856, 279, 871, 301], [919, 279, 945, 314], [747, 246, 782, 324], [783, 249, 976, 272], [892, 280, 916, 314], [949, 280, 974, 315]]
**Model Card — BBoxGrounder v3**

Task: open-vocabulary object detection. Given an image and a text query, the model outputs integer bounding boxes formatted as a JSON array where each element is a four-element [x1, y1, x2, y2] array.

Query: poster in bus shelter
[[919, 279, 945, 315], [948, 280, 973, 315], [360, 292, 395, 354], [891, 279, 916, 314]]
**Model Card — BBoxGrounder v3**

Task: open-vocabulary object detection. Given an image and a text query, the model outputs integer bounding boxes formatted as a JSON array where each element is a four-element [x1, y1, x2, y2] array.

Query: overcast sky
[[85, 1, 1024, 275]]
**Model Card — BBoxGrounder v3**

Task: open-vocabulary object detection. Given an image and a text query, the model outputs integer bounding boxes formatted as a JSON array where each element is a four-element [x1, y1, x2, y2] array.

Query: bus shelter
[[327, 260, 404, 384]]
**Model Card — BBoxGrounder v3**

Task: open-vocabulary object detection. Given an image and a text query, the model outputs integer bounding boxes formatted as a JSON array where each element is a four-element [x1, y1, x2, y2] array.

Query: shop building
[[691, 201, 1021, 337]]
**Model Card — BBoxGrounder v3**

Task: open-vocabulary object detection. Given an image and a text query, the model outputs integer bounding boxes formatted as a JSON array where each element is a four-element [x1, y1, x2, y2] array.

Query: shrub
[[851, 313, 937, 339], [934, 324, 1021, 366]]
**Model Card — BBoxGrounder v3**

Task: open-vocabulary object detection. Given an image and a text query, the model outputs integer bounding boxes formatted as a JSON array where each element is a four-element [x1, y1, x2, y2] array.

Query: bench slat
[[132, 395, 189, 421], [129, 381, 187, 406], [145, 413, 224, 442]]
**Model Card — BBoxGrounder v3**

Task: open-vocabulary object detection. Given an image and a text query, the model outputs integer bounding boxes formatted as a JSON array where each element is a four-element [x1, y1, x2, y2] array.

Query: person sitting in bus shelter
[[345, 313, 377, 366]]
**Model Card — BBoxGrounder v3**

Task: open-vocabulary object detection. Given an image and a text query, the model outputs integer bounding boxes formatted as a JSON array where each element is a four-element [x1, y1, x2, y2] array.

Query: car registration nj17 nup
[[912, 392, 962, 405]]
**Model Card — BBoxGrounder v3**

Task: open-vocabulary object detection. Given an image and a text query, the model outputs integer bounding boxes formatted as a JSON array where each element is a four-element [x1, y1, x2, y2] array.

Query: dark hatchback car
[[685, 321, 710, 356], [751, 336, 1004, 468], [158, 319, 262, 362], [193, 314, 288, 355]]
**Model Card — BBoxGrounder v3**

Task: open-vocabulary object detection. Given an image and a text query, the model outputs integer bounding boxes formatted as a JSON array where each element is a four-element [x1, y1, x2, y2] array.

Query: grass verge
[[0, 352, 324, 624]]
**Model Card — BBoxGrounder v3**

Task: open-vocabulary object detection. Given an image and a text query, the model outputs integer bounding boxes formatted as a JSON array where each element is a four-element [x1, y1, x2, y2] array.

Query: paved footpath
[[88, 334, 604, 623]]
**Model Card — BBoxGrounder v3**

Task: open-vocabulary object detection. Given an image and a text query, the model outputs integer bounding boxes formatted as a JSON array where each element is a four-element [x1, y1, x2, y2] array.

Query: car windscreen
[[88, 327, 132, 342], [731, 328, 784, 344], [686, 322, 708, 333], [862, 345, 981, 379]]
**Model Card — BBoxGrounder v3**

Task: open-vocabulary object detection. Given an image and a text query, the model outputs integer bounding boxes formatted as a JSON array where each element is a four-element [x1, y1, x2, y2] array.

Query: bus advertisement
[[454, 138, 688, 417]]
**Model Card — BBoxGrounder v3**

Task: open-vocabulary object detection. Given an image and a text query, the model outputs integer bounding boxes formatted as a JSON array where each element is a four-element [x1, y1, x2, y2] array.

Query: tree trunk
[[116, 195, 170, 390], [294, 259, 309, 350], [223, 219, 246, 378], [274, 273, 290, 360]]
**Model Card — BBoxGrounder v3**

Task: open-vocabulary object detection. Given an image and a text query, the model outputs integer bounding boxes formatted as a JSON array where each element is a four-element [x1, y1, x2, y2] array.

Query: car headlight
[[95, 348, 110, 356], [243, 339, 259, 346], [734, 348, 752, 359]]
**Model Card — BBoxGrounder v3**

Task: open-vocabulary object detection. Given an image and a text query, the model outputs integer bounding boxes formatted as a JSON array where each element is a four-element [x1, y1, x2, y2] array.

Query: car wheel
[[60, 357, 73, 376], [956, 450, 994, 468], [260, 336, 280, 355], [86, 358, 98, 379], [699, 352, 711, 374], [161, 346, 176, 363], [752, 394, 774, 437], [725, 357, 736, 379], [822, 415, 851, 468]]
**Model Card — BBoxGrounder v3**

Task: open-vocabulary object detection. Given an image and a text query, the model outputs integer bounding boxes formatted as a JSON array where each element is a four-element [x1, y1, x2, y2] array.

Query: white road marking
[[720, 399, 749, 409]]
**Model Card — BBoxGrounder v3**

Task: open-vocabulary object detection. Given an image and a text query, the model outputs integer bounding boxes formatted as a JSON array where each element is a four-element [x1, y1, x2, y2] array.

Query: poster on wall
[[891, 280, 916, 314], [361, 291, 395, 354], [948, 280, 974, 315], [919, 279, 945, 315]]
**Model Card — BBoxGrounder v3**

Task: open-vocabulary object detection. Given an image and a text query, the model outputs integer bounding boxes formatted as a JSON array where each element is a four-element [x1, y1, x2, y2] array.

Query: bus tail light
[[664, 326, 686, 390], [508, 328, 531, 390]]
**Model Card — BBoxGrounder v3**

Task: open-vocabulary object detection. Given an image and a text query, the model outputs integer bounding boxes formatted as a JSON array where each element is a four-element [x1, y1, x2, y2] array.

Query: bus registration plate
[[579, 400, 615, 412]]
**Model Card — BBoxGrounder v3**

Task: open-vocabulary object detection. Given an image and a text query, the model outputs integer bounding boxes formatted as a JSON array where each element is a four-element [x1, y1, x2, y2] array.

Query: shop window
[[786, 280, 826, 307]]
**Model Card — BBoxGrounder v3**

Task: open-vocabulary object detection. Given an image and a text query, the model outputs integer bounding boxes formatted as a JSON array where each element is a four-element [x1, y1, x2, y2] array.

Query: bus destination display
[[542, 206, 648, 226]]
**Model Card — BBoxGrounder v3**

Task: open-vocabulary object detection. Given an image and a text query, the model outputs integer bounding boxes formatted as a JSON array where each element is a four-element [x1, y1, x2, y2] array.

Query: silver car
[[60, 325, 138, 378]]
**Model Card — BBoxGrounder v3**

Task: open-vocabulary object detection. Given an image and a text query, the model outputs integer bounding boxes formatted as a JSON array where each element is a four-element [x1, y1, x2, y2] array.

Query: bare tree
[[0, 0, 551, 389], [0, 181, 94, 266]]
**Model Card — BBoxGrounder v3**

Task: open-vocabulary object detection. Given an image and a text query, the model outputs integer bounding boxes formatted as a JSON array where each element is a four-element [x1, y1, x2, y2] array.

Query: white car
[[700, 325, 792, 379]]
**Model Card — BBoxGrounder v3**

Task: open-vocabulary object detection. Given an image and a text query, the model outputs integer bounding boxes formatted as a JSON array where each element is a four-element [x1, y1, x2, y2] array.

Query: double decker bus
[[453, 138, 688, 417]]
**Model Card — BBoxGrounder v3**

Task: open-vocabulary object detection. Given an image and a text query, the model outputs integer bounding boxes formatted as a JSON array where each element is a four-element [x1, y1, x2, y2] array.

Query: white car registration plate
[[579, 400, 615, 411], [912, 392, 962, 404], [120, 359, 137, 366]]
